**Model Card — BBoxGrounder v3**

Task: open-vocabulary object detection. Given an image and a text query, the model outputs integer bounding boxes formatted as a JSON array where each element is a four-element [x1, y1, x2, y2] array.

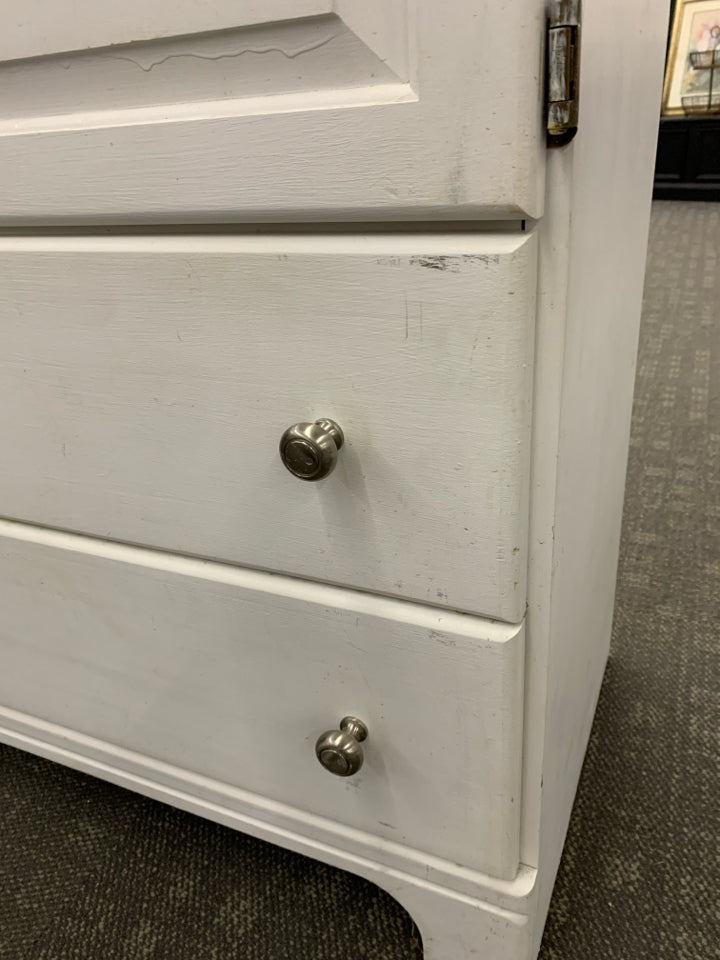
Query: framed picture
[[663, 0, 720, 115]]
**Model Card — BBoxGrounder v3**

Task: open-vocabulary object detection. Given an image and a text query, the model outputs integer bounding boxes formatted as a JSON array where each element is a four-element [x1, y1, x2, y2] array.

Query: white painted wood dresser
[[0, 2, 668, 957]]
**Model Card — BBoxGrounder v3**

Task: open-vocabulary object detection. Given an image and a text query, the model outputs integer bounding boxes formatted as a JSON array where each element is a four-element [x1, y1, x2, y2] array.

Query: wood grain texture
[[0, 232, 536, 621], [0, 1, 546, 221], [0, 519, 525, 880]]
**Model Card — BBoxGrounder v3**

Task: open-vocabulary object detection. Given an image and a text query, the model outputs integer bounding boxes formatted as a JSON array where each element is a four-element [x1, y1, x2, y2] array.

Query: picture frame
[[662, 0, 720, 115]]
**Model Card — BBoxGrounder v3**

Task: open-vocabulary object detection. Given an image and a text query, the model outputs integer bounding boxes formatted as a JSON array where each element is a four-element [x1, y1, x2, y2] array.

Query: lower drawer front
[[0, 521, 524, 880]]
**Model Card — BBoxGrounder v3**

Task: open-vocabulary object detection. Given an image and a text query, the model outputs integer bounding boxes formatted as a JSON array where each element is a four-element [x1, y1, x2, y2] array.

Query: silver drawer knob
[[279, 418, 344, 481], [315, 716, 368, 777]]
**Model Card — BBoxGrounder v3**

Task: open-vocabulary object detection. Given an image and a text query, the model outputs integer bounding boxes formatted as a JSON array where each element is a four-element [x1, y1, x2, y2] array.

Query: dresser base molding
[[0, 704, 540, 960]]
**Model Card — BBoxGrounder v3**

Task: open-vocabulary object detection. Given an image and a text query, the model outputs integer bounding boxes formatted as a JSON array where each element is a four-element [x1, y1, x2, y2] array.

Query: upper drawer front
[[0, 521, 524, 880], [0, 232, 536, 621], [0, 1, 545, 222]]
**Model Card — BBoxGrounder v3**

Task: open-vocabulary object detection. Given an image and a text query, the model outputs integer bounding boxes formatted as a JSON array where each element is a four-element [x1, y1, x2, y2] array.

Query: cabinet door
[[0, 0, 546, 223]]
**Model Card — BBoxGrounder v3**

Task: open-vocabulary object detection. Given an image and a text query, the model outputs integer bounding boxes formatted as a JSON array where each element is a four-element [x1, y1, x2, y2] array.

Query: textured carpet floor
[[0, 201, 718, 959]]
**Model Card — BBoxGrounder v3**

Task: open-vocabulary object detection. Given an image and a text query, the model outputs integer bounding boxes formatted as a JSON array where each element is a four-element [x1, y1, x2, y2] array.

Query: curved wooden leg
[[376, 875, 534, 960]]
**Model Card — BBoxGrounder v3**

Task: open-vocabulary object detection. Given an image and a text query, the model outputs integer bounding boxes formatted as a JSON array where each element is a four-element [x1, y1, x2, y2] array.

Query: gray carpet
[[539, 202, 719, 959], [0, 201, 717, 959]]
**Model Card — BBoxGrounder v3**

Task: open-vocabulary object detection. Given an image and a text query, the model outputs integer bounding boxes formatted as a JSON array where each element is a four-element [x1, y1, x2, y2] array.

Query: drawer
[[0, 521, 525, 880], [0, 2, 545, 223], [0, 232, 536, 621]]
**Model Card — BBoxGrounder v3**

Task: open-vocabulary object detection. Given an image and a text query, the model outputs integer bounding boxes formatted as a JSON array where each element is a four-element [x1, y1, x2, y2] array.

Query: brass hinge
[[547, 0, 581, 147]]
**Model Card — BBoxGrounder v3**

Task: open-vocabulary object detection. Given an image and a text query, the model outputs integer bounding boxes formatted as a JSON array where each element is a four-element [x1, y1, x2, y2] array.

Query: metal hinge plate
[[547, 0, 581, 147]]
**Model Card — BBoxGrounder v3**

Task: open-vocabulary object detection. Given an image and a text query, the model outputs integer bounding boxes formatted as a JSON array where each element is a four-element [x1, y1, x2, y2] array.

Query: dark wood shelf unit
[[654, 116, 720, 200]]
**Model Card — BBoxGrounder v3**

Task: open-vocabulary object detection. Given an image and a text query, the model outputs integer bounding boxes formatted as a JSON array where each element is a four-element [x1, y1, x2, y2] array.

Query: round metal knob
[[279, 418, 344, 481], [315, 716, 368, 777]]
